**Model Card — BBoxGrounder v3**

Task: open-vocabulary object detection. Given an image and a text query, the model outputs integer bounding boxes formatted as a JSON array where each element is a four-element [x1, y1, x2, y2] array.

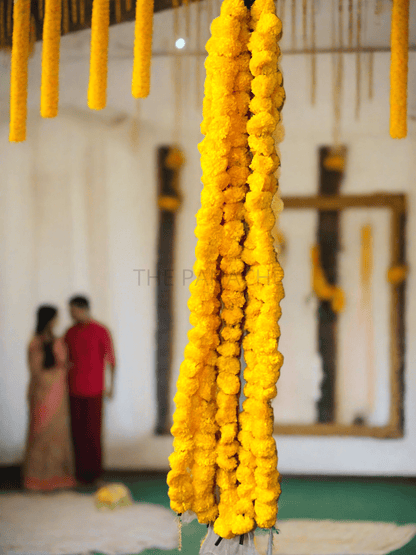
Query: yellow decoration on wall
[[387, 265, 408, 285], [9, 0, 31, 142], [132, 0, 154, 98], [323, 152, 345, 172], [40, 0, 62, 118], [389, 0, 409, 139], [158, 196, 181, 212], [311, 245, 345, 313], [165, 146, 185, 170], [88, 0, 110, 110]]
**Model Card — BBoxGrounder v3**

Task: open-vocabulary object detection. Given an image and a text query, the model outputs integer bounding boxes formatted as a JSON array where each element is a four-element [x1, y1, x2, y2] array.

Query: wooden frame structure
[[274, 193, 407, 438]]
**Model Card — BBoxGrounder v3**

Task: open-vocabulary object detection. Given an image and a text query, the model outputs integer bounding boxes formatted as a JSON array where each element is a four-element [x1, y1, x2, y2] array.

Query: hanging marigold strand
[[212, 1, 251, 540], [88, 0, 110, 109], [132, 0, 154, 98], [389, 0, 409, 139], [241, 0, 285, 532], [9, 0, 31, 142], [167, 0, 226, 518], [40, 0, 62, 118]]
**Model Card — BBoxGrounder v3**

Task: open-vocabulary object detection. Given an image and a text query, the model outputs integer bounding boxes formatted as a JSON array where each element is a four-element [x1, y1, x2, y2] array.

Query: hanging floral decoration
[[9, 0, 31, 142], [88, 0, 110, 110], [6, 0, 154, 138], [40, 0, 62, 118], [132, 0, 154, 98], [168, 0, 286, 542], [389, 0, 409, 139]]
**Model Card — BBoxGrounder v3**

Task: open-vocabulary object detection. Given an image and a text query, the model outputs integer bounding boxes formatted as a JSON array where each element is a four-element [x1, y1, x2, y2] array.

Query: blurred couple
[[23, 296, 116, 491]]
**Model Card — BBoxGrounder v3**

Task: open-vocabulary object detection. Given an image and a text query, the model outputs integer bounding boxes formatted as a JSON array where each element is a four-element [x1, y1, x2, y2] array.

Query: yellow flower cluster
[[9, 0, 31, 142], [212, 4, 251, 541], [132, 0, 154, 98], [88, 0, 110, 110], [239, 0, 285, 532], [169, 0, 285, 540], [40, 0, 62, 118], [390, 0, 409, 139], [311, 245, 345, 313]]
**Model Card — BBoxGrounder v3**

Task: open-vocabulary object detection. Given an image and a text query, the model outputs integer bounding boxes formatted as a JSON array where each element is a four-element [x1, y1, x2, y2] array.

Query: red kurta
[[65, 320, 115, 397]]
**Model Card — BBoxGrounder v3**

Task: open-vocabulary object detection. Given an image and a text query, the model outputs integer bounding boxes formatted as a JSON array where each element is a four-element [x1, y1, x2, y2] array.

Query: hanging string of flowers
[[240, 0, 285, 532], [212, 3, 251, 540], [40, 0, 62, 118], [389, 0, 409, 139], [168, 0, 286, 544], [9, 0, 31, 142], [132, 0, 154, 98], [88, 0, 110, 110]]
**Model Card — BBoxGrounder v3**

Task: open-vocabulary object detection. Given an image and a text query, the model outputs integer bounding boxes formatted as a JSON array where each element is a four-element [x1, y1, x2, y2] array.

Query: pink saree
[[23, 337, 76, 491]]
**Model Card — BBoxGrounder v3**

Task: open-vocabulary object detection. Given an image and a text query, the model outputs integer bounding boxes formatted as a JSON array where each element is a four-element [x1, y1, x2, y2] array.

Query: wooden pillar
[[316, 146, 345, 423], [154, 146, 181, 435]]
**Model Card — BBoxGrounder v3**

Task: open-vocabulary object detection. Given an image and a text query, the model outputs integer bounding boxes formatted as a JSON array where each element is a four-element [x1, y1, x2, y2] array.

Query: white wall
[[0, 7, 415, 474]]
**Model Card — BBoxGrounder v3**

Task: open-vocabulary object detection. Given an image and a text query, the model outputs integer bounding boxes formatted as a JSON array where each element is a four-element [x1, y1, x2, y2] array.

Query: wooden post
[[154, 146, 182, 435], [316, 146, 345, 423]]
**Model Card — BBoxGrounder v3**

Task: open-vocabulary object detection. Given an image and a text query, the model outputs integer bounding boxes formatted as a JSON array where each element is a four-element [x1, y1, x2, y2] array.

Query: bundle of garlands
[[167, 0, 285, 550]]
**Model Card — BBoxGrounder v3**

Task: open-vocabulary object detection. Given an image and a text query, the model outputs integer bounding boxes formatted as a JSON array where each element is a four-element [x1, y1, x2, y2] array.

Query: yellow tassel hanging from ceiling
[[40, 0, 62, 118], [132, 0, 154, 98], [389, 0, 409, 139], [88, 0, 110, 109], [9, 0, 31, 142]]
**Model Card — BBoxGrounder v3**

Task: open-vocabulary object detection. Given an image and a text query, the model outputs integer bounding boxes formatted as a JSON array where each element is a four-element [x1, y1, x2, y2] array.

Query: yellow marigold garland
[[9, 0, 31, 142], [169, 0, 286, 540], [211, 2, 251, 541], [389, 0, 409, 139], [239, 0, 285, 532], [40, 0, 62, 118], [132, 0, 154, 98], [88, 0, 110, 110]]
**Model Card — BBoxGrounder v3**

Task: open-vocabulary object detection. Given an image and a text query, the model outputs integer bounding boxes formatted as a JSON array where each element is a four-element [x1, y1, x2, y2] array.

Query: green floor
[[113, 476, 416, 555]]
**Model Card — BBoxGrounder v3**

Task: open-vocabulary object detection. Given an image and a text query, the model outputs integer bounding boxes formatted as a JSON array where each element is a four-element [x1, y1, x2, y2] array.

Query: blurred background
[[0, 0, 415, 481]]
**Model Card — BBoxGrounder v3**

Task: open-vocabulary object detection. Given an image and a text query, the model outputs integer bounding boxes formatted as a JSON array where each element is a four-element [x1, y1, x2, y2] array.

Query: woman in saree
[[23, 305, 76, 491]]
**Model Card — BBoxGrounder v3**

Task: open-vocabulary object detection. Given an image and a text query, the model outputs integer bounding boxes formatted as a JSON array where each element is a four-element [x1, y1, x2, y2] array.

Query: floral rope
[[40, 0, 62, 118], [390, 0, 409, 139], [88, 0, 110, 110], [9, 0, 31, 142], [132, 0, 154, 98], [212, 1, 251, 540], [240, 0, 285, 532]]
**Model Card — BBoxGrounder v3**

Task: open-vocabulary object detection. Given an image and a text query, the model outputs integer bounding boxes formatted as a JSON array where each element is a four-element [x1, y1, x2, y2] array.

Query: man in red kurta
[[65, 295, 116, 485]]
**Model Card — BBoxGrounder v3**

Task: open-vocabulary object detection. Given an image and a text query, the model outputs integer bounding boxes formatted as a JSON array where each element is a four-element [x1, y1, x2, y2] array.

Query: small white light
[[175, 38, 186, 49]]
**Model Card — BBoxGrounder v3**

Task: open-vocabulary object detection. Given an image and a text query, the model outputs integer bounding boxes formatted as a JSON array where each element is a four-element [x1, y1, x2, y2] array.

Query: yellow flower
[[132, 0, 154, 98], [390, 0, 409, 138], [40, 0, 62, 118], [88, 0, 110, 110], [9, 0, 31, 142]]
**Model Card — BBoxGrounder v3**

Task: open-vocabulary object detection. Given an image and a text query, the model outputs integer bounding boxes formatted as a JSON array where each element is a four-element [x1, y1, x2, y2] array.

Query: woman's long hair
[[35, 305, 58, 369]]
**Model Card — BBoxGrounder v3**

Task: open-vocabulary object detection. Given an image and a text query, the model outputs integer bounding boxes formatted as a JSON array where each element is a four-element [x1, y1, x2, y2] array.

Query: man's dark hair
[[69, 295, 90, 309]]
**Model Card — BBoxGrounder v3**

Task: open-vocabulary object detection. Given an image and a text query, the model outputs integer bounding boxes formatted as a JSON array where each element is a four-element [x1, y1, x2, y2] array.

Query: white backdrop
[[0, 7, 416, 474]]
